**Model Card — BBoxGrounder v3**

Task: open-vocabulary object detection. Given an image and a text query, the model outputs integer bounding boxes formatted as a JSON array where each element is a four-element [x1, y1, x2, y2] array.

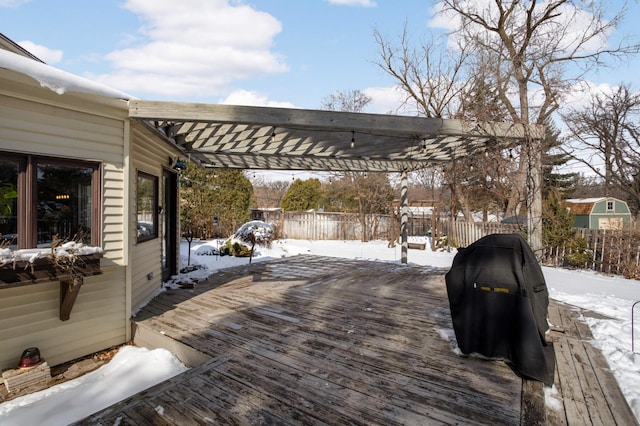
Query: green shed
[[564, 198, 632, 230]]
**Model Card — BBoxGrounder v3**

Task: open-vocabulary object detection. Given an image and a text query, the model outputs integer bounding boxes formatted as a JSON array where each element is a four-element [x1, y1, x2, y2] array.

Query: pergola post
[[400, 169, 408, 264], [527, 137, 544, 253]]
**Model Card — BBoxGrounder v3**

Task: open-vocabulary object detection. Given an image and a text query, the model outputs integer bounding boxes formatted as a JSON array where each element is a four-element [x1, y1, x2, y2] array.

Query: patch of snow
[[0, 49, 132, 99], [0, 346, 187, 425], [1, 238, 639, 423]]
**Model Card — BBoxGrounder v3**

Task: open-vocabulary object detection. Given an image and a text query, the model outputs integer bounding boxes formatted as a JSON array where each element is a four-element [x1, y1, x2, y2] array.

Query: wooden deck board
[[76, 255, 636, 425]]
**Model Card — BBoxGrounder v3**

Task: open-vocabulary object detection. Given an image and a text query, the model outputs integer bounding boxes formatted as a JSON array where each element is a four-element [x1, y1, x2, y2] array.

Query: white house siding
[[130, 121, 182, 312], [0, 70, 129, 371], [0, 269, 126, 369]]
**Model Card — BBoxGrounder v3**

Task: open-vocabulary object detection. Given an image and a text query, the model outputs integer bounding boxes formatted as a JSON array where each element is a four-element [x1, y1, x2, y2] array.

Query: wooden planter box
[[0, 253, 103, 321]]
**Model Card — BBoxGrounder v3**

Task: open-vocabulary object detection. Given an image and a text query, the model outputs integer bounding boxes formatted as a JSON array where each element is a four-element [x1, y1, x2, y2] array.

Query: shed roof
[[564, 197, 629, 216], [565, 202, 594, 215]]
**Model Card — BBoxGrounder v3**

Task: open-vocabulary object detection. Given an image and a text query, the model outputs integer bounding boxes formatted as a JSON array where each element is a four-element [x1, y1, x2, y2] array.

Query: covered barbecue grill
[[445, 233, 556, 385]]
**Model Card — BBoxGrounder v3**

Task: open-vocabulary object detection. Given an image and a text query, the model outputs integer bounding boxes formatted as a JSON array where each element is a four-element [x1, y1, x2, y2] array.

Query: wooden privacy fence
[[266, 211, 640, 280], [273, 211, 526, 246], [276, 211, 392, 241], [440, 220, 522, 247]]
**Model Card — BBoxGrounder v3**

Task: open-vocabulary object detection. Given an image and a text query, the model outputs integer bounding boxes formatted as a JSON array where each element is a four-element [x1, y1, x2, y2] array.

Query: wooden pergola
[[129, 100, 545, 260]]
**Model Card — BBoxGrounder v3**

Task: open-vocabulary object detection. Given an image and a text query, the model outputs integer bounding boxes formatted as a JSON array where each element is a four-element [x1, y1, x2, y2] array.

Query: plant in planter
[[0, 235, 104, 321]]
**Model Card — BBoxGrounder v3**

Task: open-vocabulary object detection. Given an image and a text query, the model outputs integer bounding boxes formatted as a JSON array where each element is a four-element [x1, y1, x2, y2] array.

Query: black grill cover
[[445, 233, 556, 385]]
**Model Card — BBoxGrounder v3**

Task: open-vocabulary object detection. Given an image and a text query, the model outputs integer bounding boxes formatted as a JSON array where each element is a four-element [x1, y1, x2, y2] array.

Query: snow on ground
[[1, 237, 639, 424]]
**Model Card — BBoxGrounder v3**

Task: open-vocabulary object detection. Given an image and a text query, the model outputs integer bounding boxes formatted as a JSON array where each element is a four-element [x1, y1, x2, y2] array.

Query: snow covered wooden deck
[[78, 255, 636, 425]]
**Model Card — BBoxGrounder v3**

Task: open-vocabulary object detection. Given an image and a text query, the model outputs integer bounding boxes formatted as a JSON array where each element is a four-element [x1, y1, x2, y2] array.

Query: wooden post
[[400, 170, 408, 264], [431, 203, 437, 251], [60, 276, 84, 321]]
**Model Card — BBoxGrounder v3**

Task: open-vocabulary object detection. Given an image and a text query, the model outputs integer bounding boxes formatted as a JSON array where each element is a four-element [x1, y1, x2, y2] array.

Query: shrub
[[220, 239, 251, 257], [563, 237, 592, 268]]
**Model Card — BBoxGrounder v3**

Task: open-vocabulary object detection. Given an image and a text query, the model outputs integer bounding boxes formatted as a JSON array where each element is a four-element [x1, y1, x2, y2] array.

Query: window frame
[[136, 170, 159, 243], [606, 200, 614, 212], [1, 152, 102, 249]]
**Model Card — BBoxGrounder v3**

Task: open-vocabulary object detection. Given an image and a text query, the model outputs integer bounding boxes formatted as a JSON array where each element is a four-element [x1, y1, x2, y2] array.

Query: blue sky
[[1, 0, 435, 112], [3, 0, 638, 116]]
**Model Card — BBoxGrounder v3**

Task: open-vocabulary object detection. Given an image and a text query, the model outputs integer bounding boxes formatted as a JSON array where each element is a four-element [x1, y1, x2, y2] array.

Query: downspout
[[123, 118, 132, 342]]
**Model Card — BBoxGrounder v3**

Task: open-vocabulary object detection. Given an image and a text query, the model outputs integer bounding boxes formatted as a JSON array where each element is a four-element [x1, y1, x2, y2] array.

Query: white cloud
[[326, 0, 376, 6], [16, 40, 63, 64], [93, 0, 289, 99], [0, 0, 30, 7], [560, 80, 618, 112], [219, 89, 296, 108], [363, 86, 413, 115]]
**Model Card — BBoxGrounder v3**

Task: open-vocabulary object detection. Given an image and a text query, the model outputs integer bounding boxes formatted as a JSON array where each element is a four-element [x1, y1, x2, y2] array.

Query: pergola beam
[[129, 100, 543, 140]]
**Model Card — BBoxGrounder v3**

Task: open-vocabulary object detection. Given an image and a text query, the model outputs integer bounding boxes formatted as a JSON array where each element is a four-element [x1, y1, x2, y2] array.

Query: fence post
[[633, 301, 640, 353], [600, 230, 606, 272], [591, 230, 597, 270]]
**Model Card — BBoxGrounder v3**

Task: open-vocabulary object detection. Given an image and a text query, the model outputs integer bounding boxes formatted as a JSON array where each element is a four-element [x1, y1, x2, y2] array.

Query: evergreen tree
[[281, 178, 323, 211], [180, 161, 252, 237], [542, 188, 576, 247], [542, 118, 578, 198]]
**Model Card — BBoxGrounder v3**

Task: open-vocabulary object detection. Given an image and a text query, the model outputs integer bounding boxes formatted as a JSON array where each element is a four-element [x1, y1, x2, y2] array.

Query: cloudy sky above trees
[[2, 0, 638, 114], [2, 0, 638, 181]]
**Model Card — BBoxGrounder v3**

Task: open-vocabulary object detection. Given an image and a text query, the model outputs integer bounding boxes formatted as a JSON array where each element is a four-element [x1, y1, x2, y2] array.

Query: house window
[[0, 152, 101, 249], [0, 158, 19, 249], [137, 171, 158, 243], [607, 200, 614, 212]]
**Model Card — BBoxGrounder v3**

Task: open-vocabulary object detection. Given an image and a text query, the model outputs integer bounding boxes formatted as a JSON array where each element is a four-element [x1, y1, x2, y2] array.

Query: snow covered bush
[[233, 221, 274, 246], [229, 221, 274, 263], [194, 244, 219, 256]]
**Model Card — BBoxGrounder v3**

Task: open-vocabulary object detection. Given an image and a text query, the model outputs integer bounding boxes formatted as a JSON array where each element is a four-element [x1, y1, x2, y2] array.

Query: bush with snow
[[233, 221, 274, 246], [229, 221, 274, 263], [194, 244, 219, 256]]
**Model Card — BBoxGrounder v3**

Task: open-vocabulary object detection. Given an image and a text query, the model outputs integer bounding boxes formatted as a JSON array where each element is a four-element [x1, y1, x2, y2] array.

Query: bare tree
[[374, 24, 469, 118], [252, 177, 290, 208], [411, 167, 444, 202], [334, 172, 394, 241], [321, 89, 372, 113], [321, 89, 392, 241], [445, 0, 639, 249], [376, 0, 639, 250], [562, 84, 640, 221]]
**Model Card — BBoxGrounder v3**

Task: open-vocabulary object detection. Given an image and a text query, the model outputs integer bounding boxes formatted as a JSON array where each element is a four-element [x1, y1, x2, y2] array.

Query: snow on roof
[[565, 198, 606, 204], [0, 48, 133, 100]]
